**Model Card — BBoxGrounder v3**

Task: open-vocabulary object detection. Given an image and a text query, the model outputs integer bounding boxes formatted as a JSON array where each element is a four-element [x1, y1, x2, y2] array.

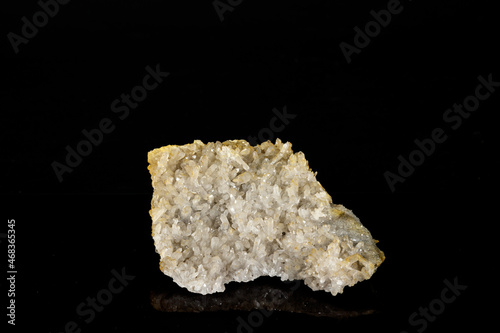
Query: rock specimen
[[148, 139, 384, 295]]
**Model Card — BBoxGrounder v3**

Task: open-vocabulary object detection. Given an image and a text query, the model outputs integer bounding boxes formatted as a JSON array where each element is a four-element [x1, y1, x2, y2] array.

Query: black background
[[1, 0, 495, 332]]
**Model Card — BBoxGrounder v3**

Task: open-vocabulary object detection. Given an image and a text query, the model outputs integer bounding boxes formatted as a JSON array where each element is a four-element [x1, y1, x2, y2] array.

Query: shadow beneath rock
[[150, 275, 381, 318]]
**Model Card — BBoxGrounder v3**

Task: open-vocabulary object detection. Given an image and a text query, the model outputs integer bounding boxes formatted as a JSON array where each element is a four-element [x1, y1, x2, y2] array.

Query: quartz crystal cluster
[[148, 139, 384, 295]]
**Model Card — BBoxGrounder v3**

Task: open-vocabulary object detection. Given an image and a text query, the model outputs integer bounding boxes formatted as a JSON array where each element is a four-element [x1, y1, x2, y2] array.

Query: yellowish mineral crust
[[148, 139, 384, 295]]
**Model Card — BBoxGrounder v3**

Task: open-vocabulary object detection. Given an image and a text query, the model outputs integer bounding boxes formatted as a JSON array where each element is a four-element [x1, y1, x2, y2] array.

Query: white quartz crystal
[[148, 139, 384, 295]]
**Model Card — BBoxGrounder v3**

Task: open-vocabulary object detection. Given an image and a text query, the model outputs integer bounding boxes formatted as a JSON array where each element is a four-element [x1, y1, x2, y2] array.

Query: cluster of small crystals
[[148, 139, 384, 295]]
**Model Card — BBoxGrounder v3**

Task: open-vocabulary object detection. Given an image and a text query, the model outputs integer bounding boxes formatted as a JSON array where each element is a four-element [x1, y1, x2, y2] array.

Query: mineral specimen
[[148, 139, 384, 295]]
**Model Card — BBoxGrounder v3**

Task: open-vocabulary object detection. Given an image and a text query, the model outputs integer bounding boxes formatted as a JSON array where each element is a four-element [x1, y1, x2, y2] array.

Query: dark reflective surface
[[150, 275, 378, 318]]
